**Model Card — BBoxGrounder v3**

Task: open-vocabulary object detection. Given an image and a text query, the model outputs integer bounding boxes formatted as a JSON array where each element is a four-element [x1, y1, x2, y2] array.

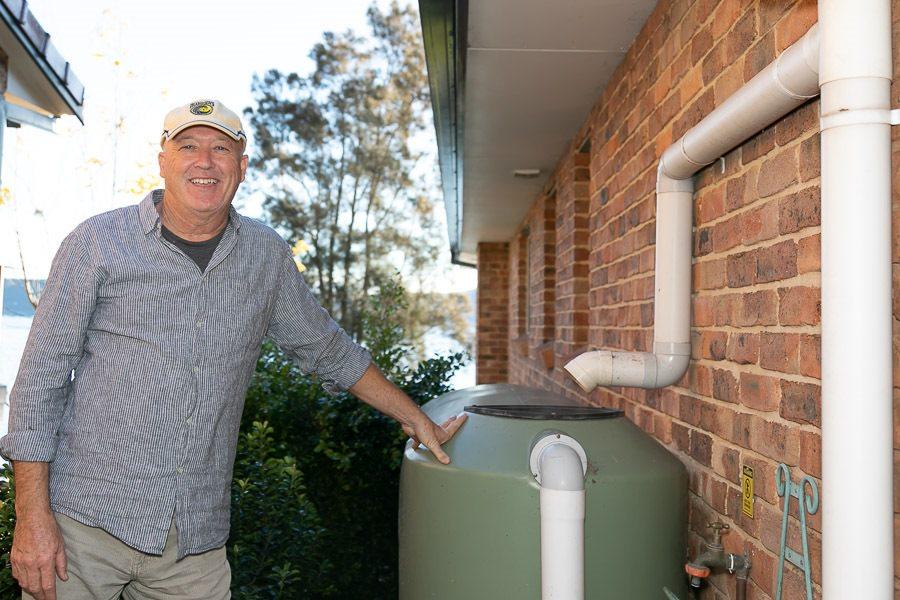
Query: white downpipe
[[819, 1, 894, 598], [531, 435, 586, 600], [564, 25, 820, 392]]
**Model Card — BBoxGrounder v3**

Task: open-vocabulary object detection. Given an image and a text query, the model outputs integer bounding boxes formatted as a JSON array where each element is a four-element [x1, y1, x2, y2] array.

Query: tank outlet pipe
[[563, 24, 820, 392], [530, 432, 587, 600]]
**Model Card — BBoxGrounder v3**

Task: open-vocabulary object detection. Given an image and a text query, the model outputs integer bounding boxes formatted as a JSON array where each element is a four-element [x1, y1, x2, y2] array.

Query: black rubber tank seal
[[463, 404, 623, 420]]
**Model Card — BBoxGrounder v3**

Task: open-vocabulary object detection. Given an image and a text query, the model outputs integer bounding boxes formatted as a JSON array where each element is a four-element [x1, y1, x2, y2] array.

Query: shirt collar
[[139, 189, 241, 235]]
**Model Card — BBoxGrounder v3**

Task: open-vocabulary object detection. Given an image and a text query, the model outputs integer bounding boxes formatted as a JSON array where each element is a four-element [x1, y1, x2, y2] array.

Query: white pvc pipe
[[536, 440, 585, 600], [564, 25, 820, 391], [819, 1, 894, 597]]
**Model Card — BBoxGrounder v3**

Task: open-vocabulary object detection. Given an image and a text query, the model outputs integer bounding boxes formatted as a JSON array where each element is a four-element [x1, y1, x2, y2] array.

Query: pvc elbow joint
[[538, 443, 584, 491], [563, 350, 689, 391], [530, 433, 587, 491]]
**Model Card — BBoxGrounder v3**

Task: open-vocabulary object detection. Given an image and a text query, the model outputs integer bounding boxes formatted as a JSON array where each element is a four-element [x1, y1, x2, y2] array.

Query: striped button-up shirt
[[0, 190, 371, 557]]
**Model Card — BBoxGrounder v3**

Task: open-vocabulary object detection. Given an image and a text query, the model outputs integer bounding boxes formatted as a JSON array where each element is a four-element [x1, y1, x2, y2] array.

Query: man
[[1, 99, 466, 600]]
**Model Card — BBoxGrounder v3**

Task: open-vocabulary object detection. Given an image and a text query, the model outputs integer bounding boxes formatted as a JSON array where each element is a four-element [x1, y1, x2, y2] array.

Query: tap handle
[[706, 521, 729, 545]]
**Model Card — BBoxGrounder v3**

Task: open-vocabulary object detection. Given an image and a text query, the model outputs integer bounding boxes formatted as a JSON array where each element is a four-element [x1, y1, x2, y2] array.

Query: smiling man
[[1, 100, 465, 600]]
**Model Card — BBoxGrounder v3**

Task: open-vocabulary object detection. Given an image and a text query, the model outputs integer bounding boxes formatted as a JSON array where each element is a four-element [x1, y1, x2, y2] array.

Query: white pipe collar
[[530, 432, 587, 491]]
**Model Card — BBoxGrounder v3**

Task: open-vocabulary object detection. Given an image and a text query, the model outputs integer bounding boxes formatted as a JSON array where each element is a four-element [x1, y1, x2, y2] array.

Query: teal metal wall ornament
[[774, 463, 819, 600]]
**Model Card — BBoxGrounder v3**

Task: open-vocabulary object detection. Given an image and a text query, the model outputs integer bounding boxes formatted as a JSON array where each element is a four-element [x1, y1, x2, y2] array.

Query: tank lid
[[464, 404, 623, 420]]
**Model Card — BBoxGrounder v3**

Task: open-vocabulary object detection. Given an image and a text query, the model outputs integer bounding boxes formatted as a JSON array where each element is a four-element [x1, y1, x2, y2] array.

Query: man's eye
[[180, 145, 196, 150], [214, 146, 230, 152]]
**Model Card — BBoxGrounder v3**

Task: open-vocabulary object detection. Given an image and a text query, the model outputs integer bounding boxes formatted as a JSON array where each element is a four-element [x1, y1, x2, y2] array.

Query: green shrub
[[228, 421, 328, 598], [0, 463, 18, 599]]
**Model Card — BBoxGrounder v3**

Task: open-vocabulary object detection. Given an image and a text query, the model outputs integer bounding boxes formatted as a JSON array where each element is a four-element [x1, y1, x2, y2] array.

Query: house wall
[[475, 242, 509, 384], [474, 0, 900, 597]]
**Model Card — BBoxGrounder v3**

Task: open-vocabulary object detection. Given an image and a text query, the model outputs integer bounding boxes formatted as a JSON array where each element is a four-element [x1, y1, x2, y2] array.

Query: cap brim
[[161, 120, 246, 145]]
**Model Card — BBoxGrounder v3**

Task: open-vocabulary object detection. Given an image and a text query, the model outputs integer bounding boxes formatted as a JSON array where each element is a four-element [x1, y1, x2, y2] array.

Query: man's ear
[[239, 154, 249, 182], [158, 151, 167, 179]]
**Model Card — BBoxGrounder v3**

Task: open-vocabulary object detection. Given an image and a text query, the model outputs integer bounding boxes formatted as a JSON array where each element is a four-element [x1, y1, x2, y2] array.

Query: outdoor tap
[[684, 521, 751, 591]]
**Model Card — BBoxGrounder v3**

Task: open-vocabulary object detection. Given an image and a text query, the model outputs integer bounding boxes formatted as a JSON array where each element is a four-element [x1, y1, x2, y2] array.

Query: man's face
[[158, 125, 248, 218]]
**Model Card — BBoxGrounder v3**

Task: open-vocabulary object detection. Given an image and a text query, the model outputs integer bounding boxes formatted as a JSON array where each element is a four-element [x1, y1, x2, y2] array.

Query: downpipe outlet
[[563, 349, 690, 391], [530, 432, 587, 599]]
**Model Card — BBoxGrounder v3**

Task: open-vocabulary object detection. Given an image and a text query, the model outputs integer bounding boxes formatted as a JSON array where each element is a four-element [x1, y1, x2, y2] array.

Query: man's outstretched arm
[[349, 363, 467, 464]]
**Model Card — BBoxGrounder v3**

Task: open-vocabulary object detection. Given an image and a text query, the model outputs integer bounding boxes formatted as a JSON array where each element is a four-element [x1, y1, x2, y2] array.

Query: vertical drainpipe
[[819, 1, 894, 598]]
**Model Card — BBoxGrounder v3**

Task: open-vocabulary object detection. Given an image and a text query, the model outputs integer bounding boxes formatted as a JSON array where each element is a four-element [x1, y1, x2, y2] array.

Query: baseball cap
[[160, 99, 246, 147]]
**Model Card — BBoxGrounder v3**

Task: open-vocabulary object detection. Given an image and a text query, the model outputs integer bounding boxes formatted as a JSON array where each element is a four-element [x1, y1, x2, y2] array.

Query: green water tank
[[399, 384, 688, 599]]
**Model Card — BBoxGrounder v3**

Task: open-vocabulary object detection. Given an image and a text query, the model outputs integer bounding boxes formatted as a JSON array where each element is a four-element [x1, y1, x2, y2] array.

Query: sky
[[0, 0, 477, 292]]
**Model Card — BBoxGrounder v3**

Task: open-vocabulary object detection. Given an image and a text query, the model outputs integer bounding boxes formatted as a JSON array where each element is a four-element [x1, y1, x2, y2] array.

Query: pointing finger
[[441, 412, 468, 439]]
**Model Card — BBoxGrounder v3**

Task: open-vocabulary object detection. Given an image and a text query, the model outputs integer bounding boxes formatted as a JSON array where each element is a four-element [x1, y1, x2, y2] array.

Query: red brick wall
[[475, 242, 509, 384], [475, 0, 900, 597], [555, 152, 591, 364]]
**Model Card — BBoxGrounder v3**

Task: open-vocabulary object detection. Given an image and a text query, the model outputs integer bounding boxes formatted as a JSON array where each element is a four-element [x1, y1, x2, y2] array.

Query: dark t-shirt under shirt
[[161, 225, 225, 272]]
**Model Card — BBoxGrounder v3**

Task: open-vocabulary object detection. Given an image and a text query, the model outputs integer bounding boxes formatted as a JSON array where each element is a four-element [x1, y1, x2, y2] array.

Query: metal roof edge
[[0, 0, 84, 123], [419, 0, 466, 262]]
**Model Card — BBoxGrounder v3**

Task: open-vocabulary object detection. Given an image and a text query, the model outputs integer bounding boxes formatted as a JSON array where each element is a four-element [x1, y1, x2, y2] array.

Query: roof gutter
[[0, 0, 85, 123], [418, 0, 473, 267]]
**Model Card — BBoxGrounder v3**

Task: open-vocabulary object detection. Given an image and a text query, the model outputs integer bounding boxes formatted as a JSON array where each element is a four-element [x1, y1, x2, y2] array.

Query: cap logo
[[189, 101, 215, 116]]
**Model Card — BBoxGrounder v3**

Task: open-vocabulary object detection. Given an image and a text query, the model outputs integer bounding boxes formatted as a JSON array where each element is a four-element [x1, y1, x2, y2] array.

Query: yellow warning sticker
[[741, 465, 754, 518]]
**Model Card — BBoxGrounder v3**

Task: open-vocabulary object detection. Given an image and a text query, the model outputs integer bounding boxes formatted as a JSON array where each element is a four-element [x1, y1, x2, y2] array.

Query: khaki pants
[[23, 513, 230, 600]]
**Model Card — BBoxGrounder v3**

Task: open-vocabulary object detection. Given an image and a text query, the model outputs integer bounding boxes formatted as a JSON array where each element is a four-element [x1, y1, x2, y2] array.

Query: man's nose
[[194, 147, 213, 168]]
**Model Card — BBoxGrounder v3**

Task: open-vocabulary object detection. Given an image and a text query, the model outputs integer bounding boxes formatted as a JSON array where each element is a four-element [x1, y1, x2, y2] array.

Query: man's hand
[[403, 412, 468, 464], [349, 363, 469, 464], [10, 461, 68, 600], [11, 509, 67, 600]]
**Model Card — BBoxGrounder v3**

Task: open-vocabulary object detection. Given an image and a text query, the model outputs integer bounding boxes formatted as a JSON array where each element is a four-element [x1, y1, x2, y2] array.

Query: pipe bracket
[[820, 108, 894, 131]]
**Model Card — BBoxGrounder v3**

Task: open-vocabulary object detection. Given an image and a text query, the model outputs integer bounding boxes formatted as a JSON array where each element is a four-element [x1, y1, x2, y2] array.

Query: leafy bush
[[0, 463, 18, 599], [228, 421, 327, 598]]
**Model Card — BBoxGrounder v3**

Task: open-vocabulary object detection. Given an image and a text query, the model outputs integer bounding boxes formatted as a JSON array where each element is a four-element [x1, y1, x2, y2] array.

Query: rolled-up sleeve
[[1, 227, 100, 461], [266, 246, 371, 394]]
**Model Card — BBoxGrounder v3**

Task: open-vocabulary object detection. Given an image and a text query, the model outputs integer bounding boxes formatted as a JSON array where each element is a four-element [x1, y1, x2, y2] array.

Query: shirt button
[[176, 467, 184, 474], [185, 416, 192, 424], [196, 321, 203, 328], [192, 366, 199, 374]]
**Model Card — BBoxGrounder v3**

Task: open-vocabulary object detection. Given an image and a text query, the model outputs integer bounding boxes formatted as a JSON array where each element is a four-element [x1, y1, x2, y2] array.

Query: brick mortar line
[[587, 269, 822, 302], [666, 387, 824, 435], [597, 377, 825, 437], [692, 228, 822, 266], [588, 221, 821, 287], [591, 224, 655, 259], [691, 269, 822, 292], [586, 272, 654, 292], [635, 396, 824, 474], [690, 324, 821, 335], [694, 177, 822, 231], [589, 141, 819, 254]]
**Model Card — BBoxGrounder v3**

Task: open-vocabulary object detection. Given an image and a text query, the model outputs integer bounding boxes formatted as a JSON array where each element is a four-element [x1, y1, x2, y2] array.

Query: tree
[[245, 1, 465, 346]]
